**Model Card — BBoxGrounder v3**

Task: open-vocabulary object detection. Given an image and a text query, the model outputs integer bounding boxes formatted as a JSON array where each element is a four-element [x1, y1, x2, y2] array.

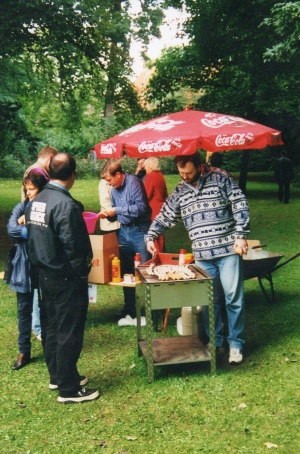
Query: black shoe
[[120, 307, 136, 319], [12, 353, 31, 371], [57, 388, 99, 404], [49, 375, 88, 391]]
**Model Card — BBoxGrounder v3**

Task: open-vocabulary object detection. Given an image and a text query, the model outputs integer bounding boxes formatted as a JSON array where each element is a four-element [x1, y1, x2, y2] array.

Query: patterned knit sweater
[[145, 167, 250, 259]]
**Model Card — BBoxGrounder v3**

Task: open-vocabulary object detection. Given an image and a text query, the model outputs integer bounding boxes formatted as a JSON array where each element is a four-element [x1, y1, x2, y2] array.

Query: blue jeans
[[196, 254, 245, 350], [31, 289, 41, 336], [17, 291, 33, 354], [117, 224, 151, 315]]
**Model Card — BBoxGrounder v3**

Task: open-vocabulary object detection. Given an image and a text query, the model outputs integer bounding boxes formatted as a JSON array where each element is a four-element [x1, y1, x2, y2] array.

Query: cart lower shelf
[[138, 335, 211, 366]]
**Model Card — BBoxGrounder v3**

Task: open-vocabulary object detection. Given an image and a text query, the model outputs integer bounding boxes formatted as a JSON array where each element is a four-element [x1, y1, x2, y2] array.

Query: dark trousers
[[117, 224, 151, 316], [39, 271, 89, 397], [17, 291, 33, 354], [278, 180, 290, 203]]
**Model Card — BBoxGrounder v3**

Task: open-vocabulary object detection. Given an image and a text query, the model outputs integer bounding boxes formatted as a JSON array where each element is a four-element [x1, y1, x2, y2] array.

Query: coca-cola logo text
[[138, 139, 182, 153], [202, 114, 254, 129], [215, 133, 255, 147], [120, 117, 184, 136], [100, 143, 116, 155]]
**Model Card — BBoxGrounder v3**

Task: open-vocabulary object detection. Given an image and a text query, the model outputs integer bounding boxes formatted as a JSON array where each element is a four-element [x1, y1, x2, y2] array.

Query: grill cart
[[136, 254, 215, 382]]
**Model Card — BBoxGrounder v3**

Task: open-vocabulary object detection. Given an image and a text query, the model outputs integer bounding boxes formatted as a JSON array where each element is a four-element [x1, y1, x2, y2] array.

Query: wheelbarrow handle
[[250, 244, 267, 249], [273, 252, 300, 272]]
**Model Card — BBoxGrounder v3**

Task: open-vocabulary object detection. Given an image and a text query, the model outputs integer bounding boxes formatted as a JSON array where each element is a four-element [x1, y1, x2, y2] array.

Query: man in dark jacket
[[26, 153, 99, 404], [274, 151, 294, 204]]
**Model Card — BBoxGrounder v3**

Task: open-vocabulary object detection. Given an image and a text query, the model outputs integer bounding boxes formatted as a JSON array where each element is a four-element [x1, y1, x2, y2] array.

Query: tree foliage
[[146, 0, 300, 169], [0, 0, 165, 158], [262, 2, 300, 62]]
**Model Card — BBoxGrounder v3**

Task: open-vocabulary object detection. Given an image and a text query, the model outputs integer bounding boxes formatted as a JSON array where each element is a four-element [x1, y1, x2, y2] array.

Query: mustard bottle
[[112, 256, 121, 282]]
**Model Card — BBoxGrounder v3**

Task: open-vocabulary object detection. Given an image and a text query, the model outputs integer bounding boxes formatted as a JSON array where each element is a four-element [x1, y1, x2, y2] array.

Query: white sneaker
[[58, 388, 99, 404], [229, 348, 243, 365], [118, 315, 136, 326]]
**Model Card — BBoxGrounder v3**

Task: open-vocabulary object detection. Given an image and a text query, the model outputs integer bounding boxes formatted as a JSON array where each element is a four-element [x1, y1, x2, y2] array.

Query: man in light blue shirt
[[100, 160, 151, 317]]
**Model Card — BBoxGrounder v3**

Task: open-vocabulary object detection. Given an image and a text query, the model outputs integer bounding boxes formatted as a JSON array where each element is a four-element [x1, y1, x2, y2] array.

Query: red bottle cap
[[180, 249, 186, 254]]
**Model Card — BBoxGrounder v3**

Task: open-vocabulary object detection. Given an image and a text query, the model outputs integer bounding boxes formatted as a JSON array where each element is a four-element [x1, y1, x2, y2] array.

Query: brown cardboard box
[[88, 233, 119, 284]]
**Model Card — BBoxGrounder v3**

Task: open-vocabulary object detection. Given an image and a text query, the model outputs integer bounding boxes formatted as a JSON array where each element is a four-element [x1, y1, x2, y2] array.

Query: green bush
[[0, 155, 27, 179], [75, 157, 103, 179]]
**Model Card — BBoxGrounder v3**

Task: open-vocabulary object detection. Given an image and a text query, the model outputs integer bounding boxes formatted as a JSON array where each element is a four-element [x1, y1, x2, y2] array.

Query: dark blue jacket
[[25, 183, 92, 277], [7, 202, 31, 293]]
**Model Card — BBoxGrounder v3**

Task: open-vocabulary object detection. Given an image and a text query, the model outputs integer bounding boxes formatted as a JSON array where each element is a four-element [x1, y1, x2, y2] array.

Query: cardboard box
[[88, 233, 119, 284]]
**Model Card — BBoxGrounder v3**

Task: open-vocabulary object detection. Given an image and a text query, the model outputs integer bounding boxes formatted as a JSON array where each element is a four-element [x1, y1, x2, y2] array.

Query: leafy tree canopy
[[0, 0, 166, 158], [146, 0, 300, 165]]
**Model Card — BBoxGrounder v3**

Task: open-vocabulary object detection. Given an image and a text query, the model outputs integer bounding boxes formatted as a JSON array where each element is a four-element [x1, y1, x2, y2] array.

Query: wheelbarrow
[[243, 240, 300, 303]]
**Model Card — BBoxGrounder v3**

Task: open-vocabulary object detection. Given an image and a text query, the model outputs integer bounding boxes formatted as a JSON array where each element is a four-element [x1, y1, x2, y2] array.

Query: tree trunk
[[239, 150, 250, 194]]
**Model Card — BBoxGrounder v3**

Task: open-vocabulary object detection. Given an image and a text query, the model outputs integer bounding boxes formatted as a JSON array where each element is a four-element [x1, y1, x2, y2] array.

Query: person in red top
[[144, 157, 168, 252]]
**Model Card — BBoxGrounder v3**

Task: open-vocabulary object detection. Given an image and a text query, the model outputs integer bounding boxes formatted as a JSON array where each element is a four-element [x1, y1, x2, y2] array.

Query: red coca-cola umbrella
[[94, 109, 283, 159]]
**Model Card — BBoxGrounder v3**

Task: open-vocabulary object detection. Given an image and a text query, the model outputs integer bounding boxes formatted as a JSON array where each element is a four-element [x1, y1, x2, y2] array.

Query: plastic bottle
[[178, 248, 186, 266], [177, 306, 202, 335], [185, 253, 194, 263], [112, 256, 121, 282], [134, 252, 141, 281]]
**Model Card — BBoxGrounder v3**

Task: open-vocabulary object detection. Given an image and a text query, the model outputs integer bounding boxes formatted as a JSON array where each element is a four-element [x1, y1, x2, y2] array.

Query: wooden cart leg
[[145, 285, 155, 382], [135, 291, 143, 357]]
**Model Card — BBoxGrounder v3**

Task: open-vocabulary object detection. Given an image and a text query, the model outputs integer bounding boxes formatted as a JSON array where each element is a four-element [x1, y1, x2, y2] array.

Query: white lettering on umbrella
[[100, 143, 116, 155], [138, 139, 182, 153], [202, 114, 255, 128], [215, 133, 255, 147], [120, 117, 184, 136]]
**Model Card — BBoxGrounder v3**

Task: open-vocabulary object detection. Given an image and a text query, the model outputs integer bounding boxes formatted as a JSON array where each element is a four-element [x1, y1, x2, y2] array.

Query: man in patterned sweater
[[145, 152, 250, 365]]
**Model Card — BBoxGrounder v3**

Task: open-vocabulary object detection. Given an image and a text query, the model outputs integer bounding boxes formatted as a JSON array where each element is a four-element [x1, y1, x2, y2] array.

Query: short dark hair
[[175, 152, 201, 169], [49, 153, 76, 180], [23, 169, 49, 199], [101, 160, 124, 178]]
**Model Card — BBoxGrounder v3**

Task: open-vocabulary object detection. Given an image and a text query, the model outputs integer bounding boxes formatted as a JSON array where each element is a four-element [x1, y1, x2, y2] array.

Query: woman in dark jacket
[[7, 169, 48, 370]]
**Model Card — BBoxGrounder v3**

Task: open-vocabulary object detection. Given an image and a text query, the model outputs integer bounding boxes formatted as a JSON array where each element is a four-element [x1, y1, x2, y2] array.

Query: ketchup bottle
[[179, 249, 186, 266]]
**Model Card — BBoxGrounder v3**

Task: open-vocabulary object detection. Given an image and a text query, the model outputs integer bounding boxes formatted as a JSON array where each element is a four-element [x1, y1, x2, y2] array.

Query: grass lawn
[[0, 174, 299, 453]]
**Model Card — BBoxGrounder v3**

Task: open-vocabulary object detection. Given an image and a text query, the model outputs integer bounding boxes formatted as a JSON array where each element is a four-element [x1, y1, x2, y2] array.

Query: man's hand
[[234, 239, 248, 255], [146, 240, 157, 255], [98, 208, 116, 218]]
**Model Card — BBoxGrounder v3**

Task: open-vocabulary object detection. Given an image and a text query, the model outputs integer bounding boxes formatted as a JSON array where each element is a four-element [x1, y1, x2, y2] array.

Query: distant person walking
[[274, 151, 294, 204]]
